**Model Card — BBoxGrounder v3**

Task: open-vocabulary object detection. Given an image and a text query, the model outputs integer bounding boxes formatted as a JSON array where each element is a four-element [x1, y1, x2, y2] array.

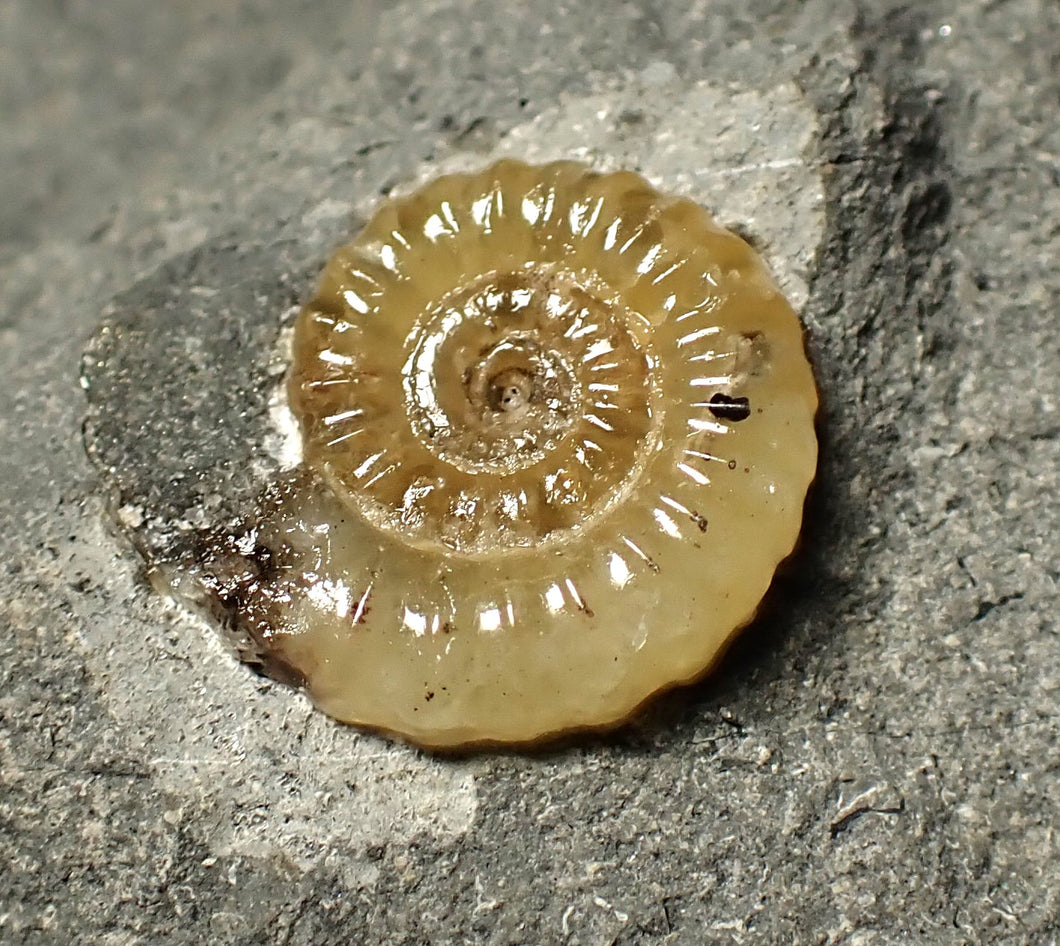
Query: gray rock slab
[[2, 1, 1058, 944]]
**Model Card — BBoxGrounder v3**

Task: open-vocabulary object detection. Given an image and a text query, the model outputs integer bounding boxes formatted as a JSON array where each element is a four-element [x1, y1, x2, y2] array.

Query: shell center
[[403, 270, 595, 475]]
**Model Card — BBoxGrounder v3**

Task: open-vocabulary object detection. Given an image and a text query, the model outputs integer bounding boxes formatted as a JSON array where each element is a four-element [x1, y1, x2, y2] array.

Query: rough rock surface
[[2, 1, 1058, 943]]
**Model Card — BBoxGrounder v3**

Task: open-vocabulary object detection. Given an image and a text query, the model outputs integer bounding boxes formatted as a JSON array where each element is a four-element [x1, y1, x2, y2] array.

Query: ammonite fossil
[[247, 158, 818, 748]]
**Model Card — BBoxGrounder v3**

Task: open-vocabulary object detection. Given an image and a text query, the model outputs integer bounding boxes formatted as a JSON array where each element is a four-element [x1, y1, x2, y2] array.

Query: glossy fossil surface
[[251, 159, 819, 748]]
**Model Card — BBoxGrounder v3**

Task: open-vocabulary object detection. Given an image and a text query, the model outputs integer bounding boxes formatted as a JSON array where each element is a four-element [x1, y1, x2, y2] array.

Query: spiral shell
[[267, 159, 817, 747]]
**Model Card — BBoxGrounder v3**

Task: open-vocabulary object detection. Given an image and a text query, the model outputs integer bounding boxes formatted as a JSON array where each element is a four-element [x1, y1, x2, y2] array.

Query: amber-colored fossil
[[256, 159, 818, 748]]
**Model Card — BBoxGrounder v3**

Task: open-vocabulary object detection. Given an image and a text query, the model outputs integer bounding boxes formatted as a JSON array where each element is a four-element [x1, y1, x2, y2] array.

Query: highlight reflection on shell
[[263, 159, 818, 747]]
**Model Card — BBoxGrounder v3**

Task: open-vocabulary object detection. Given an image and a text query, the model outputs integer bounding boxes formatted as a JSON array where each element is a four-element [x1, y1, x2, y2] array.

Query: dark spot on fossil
[[708, 393, 751, 422]]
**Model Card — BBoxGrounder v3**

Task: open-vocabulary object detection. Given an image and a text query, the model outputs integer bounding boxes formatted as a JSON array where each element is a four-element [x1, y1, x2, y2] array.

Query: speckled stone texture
[[2, 1, 1058, 944]]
